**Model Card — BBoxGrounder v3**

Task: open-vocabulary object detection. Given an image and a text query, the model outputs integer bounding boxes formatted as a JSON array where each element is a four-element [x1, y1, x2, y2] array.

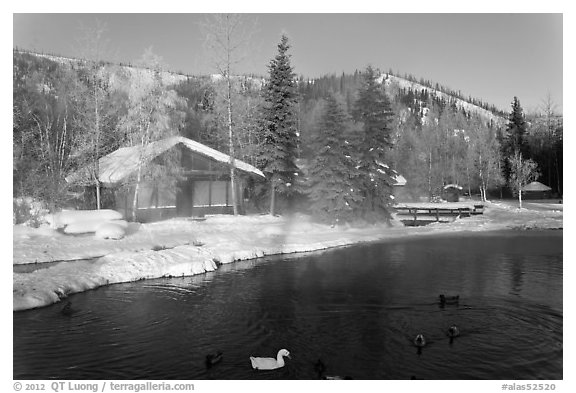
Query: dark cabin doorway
[[176, 178, 194, 217]]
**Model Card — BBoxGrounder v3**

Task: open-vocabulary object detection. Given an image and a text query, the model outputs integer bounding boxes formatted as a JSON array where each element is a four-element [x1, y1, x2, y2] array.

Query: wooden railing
[[394, 204, 484, 226]]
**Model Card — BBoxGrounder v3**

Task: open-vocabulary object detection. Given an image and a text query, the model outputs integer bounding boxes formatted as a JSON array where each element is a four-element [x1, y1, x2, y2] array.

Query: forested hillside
[[13, 47, 563, 223]]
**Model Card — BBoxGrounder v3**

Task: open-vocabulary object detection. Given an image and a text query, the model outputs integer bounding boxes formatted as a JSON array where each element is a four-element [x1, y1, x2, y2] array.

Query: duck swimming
[[250, 349, 291, 370], [413, 334, 426, 347], [314, 359, 353, 380], [205, 352, 223, 368], [60, 301, 76, 316], [439, 294, 460, 305], [448, 324, 460, 338], [314, 359, 326, 377]]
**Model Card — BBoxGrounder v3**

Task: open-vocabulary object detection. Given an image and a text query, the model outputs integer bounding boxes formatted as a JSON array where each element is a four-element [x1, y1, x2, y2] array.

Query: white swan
[[250, 349, 291, 370]]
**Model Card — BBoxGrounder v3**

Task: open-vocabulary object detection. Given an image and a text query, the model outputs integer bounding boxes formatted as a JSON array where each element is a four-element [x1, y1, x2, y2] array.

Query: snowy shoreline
[[13, 201, 563, 312]]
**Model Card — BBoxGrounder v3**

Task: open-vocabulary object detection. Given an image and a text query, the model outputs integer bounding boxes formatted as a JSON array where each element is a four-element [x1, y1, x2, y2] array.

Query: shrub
[[13, 197, 50, 227]]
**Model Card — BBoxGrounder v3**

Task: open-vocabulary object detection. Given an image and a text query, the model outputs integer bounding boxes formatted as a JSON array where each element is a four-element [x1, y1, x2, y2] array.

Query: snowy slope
[[376, 74, 507, 126], [17, 50, 266, 90], [18, 50, 190, 87], [18, 50, 506, 124]]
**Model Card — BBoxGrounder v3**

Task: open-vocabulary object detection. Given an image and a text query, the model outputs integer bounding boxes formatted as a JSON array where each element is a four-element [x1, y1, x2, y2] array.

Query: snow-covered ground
[[12, 201, 563, 311]]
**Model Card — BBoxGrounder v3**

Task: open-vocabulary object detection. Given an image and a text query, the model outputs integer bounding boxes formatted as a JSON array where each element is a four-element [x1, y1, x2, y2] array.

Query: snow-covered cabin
[[67, 136, 265, 221], [442, 184, 463, 202], [522, 181, 552, 199]]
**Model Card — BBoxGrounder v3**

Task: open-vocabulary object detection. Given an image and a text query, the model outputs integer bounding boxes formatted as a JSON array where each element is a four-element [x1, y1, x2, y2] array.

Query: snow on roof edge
[[67, 136, 264, 186]]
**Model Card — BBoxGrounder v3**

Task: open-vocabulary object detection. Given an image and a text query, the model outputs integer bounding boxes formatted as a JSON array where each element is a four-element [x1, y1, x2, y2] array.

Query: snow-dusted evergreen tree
[[351, 66, 396, 222], [257, 35, 300, 215], [502, 96, 529, 186], [505, 96, 529, 156], [306, 94, 363, 224]]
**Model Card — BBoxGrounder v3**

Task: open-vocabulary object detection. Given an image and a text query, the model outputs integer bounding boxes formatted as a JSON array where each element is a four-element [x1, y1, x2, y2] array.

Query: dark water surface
[[13, 230, 562, 380]]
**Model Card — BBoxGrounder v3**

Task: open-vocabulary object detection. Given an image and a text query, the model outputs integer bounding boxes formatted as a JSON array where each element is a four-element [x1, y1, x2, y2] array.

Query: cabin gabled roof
[[522, 181, 552, 192], [66, 136, 264, 186]]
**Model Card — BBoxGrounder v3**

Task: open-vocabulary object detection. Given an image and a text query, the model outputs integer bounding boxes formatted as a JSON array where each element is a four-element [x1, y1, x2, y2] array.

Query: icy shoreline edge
[[13, 201, 563, 312]]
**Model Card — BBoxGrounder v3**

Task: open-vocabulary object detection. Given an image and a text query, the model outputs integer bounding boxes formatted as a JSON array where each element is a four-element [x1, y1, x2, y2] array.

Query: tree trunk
[[428, 150, 432, 200], [132, 166, 142, 222], [555, 152, 561, 196], [132, 132, 148, 222], [94, 81, 101, 210], [96, 184, 101, 210], [227, 75, 238, 216], [465, 162, 471, 199], [270, 180, 276, 216]]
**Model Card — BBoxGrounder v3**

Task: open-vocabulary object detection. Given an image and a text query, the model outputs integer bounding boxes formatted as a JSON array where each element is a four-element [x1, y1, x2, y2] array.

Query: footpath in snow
[[12, 201, 563, 311]]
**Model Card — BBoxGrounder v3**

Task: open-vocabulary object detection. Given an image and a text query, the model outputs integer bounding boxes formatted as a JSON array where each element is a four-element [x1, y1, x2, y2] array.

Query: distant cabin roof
[[66, 136, 264, 186], [522, 181, 552, 192]]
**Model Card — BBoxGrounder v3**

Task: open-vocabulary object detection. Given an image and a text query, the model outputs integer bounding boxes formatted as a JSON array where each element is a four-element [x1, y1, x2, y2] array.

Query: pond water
[[13, 230, 563, 380]]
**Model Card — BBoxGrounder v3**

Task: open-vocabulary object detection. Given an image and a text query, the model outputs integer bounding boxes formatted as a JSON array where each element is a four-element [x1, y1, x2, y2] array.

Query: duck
[[205, 351, 223, 368], [250, 349, 291, 370], [448, 324, 460, 338], [324, 375, 353, 380], [439, 294, 460, 305], [60, 301, 76, 316], [314, 359, 353, 380], [413, 334, 426, 348], [314, 359, 326, 377]]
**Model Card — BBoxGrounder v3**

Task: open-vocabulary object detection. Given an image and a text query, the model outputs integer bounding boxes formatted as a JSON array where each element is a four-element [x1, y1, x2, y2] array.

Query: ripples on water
[[14, 230, 562, 380]]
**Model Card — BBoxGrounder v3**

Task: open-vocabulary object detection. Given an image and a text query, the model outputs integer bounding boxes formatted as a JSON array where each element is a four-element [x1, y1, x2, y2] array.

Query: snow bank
[[64, 219, 128, 235], [94, 222, 127, 239], [13, 245, 218, 311], [47, 209, 123, 228]]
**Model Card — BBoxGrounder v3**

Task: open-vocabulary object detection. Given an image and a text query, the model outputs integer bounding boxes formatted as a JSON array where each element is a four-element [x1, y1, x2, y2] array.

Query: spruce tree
[[306, 94, 363, 224], [351, 66, 396, 223], [502, 96, 529, 185], [257, 35, 300, 215], [505, 96, 529, 156]]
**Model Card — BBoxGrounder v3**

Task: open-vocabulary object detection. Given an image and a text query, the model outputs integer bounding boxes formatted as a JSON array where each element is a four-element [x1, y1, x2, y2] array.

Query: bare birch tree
[[118, 48, 186, 221], [72, 19, 115, 209], [467, 117, 504, 202], [14, 63, 81, 209], [508, 150, 539, 209], [199, 14, 258, 215]]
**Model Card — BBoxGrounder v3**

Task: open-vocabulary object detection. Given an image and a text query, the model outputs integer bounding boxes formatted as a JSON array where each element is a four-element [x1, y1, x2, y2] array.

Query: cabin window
[[211, 181, 230, 206], [194, 181, 211, 207], [137, 182, 176, 208], [193, 180, 231, 207]]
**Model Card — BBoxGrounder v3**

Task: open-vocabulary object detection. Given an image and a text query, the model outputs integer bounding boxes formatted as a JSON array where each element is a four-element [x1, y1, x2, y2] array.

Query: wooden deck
[[394, 202, 484, 226]]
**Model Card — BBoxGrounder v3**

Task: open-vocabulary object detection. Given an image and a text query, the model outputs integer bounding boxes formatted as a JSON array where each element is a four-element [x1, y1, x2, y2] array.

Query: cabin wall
[[114, 177, 244, 222], [523, 190, 551, 200]]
